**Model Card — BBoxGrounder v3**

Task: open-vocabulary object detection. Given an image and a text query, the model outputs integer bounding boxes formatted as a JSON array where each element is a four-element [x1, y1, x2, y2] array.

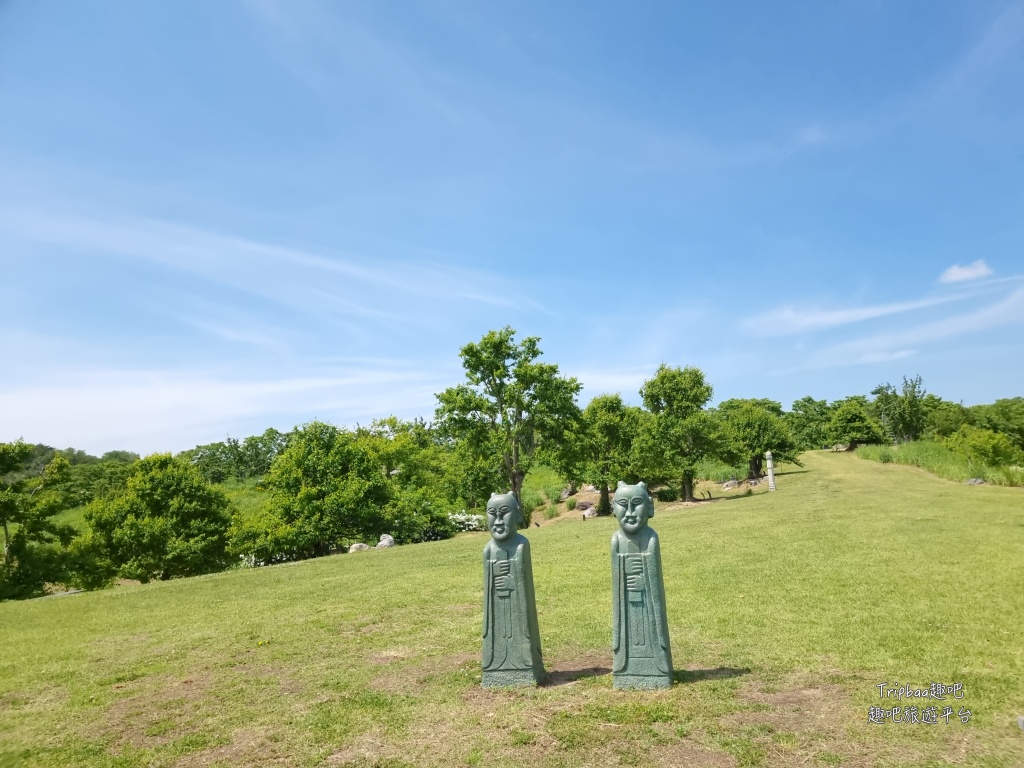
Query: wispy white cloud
[[939, 259, 994, 283], [240, 0, 839, 180], [782, 4, 1024, 154], [857, 349, 917, 364], [0, 366, 447, 454], [741, 294, 970, 337], [181, 319, 281, 348], [242, 0, 479, 127], [0, 207, 539, 319], [942, 2, 1024, 96], [811, 286, 1024, 367]]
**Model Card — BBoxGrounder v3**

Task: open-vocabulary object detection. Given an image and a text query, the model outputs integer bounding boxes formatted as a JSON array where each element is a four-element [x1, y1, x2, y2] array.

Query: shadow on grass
[[713, 494, 756, 503], [542, 664, 612, 687], [674, 667, 751, 684], [774, 469, 810, 477]]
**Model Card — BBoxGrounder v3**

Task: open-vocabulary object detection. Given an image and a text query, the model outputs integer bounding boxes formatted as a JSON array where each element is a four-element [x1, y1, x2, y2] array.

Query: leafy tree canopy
[[562, 393, 646, 515], [251, 419, 458, 563], [827, 397, 885, 449], [434, 327, 581, 513], [180, 428, 291, 484], [638, 365, 732, 502], [921, 395, 970, 440], [871, 375, 926, 443], [968, 397, 1024, 451], [85, 453, 233, 583], [945, 424, 1023, 467], [1, 442, 77, 599], [718, 399, 800, 479], [787, 396, 833, 451]]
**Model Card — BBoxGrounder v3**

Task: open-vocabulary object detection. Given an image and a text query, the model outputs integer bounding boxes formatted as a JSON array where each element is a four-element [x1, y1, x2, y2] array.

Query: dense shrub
[[85, 454, 233, 583], [944, 425, 1023, 467], [828, 398, 885, 448]]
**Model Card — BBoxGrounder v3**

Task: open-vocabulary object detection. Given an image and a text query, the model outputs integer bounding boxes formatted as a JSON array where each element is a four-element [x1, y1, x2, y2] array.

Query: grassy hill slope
[[1, 452, 1022, 767]]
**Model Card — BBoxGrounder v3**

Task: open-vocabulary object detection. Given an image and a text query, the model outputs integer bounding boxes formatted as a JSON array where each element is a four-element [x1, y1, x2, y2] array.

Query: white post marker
[[766, 451, 777, 491]]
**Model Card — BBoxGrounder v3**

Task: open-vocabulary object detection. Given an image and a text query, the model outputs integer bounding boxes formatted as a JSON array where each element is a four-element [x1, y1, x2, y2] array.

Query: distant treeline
[[3, 329, 1022, 601]]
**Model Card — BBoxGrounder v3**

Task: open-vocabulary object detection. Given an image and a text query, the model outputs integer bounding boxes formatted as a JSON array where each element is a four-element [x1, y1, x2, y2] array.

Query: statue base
[[613, 673, 672, 690], [482, 668, 545, 688]]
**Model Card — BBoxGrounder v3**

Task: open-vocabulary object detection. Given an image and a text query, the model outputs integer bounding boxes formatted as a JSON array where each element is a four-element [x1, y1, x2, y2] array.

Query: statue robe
[[611, 526, 673, 689], [482, 533, 545, 687]]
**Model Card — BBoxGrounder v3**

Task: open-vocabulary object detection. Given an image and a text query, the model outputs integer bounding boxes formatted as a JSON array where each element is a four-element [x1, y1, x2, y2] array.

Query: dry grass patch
[[97, 673, 215, 751], [172, 725, 290, 768], [649, 740, 737, 767]]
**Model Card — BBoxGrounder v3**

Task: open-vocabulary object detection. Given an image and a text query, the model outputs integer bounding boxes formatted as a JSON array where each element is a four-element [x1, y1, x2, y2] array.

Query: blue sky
[[1, 0, 1022, 454]]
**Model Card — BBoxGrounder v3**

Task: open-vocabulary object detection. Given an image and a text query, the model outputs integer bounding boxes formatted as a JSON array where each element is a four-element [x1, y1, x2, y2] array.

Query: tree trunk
[[748, 456, 763, 480], [682, 473, 695, 503], [598, 483, 611, 516], [511, 414, 522, 502], [511, 469, 526, 504], [2, 519, 9, 560]]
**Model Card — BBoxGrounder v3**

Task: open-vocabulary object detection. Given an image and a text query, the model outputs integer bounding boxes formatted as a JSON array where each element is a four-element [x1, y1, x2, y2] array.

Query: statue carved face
[[486, 492, 521, 542], [613, 481, 653, 535]]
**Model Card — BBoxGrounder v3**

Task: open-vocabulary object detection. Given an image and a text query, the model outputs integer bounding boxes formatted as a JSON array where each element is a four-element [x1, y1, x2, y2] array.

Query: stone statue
[[482, 492, 545, 687], [611, 481, 673, 690]]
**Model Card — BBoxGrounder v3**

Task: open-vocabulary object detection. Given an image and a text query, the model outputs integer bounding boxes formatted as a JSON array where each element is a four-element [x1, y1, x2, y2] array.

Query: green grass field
[[2, 452, 1022, 767]]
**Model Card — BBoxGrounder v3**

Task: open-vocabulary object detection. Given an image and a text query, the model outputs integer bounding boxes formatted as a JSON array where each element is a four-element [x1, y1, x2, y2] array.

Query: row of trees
[[433, 329, 801, 512], [4, 327, 1022, 600], [179, 428, 291, 484], [787, 376, 1024, 467]]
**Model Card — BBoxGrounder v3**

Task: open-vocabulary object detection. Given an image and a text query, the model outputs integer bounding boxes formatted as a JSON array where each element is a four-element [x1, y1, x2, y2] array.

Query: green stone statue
[[481, 492, 545, 687], [611, 481, 673, 690]]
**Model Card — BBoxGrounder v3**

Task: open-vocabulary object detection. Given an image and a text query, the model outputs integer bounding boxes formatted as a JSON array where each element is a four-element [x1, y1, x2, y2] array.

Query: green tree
[[234, 419, 462, 565], [571, 394, 645, 516], [231, 428, 291, 480], [787, 396, 833, 450], [85, 454, 233, 582], [434, 327, 581, 510], [259, 421, 392, 558], [56, 447, 100, 465], [921, 395, 970, 439], [1, 442, 77, 600], [101, 450, 141, 463], [969, 397, 1024, 451], [638, 365, 731, 502], [871, 375, 927, 443], [438, 440, 505, 512], [945, 425, 1023, 467], [180, 440, 235, 484], [56, 459, 136, 508], [718, 399, 800, 479], [827, 397, 885, 449], [354, 418, 456, 543]]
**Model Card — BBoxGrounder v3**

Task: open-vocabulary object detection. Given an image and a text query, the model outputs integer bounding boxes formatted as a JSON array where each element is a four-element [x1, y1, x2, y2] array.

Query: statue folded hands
[[482, 492, 545, 687], [611, 481, 673, 690]]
